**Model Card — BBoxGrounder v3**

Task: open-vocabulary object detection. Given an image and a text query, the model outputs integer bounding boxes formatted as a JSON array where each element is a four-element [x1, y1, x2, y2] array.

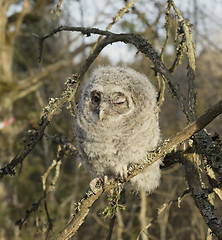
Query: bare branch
[[15, 197, 43, 229], [0, 121, 49, 179], [9, 1, 30, 44], [0, 75, 80, 180], [16, 151, 62, 230], [91, 0, 136, 52], [171, 0, 197, 120], [56, 99, 222, 240], [138, 189, 190, 237], [38, 27, 192, 120]]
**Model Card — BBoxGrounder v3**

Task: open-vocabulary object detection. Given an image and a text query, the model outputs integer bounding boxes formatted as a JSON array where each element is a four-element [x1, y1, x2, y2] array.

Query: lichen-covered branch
[[16, 146, 63, 230], [56, 99, 222, 240], [1, 21, 221, 239], [0, 74, 80, 180], [38, 26, 191, 119], [91, 0, 136, 52], [184, 151, 222, 239], [0, 121, 49, 179], [170, 0, 197, 119]]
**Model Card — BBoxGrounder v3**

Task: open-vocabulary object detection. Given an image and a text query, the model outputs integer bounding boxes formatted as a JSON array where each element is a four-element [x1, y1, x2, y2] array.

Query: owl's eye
[[91, 92, 101, 103], [112, 94, 127, 105]]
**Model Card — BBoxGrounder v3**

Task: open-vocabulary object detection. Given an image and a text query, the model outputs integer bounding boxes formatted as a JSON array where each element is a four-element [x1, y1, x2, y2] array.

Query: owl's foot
[[119, 165, 128, 181], [89, 178, 100, 194], [89, 175, 108, 194]]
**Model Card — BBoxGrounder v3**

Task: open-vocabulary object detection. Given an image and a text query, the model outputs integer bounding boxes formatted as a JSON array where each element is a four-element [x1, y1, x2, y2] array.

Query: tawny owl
[[73, 66, 161, 194]]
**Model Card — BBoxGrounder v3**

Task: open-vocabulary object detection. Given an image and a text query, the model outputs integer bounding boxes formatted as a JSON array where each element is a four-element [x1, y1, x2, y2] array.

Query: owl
[[73, 66, 161, 194]]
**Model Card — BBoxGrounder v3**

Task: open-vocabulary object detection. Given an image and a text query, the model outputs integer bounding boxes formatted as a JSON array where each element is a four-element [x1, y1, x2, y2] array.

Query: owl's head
[[88, 88, 133, 121], [78, 66, 157, 124]]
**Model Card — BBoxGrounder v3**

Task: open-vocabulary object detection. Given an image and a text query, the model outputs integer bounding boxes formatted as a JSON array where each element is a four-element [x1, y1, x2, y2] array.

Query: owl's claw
[[104, 175, 108, 184], [119, 165, 128, 181], [89, 175, 108, 194], [89, 178, 100, 194]]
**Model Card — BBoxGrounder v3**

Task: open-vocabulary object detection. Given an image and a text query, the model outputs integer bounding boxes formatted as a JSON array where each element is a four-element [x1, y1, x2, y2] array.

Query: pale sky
[[8, 0, 222, 64], [62, 0, 222, 64]]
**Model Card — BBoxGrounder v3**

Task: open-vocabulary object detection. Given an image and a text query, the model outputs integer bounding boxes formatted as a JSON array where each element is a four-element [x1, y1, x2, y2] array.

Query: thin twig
[[91, 0, 136, 53], [15, 197, 43, 229], [0, 74, 79, 180], [106, 215, 117, 240], [16, 157, 62, 230], [141, 189, 190, 235], [0, 120, 49, 179]]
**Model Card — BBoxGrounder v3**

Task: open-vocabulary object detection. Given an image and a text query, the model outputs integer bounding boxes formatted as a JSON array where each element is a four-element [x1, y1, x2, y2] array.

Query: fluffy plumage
[[73, 66, 161, 194]]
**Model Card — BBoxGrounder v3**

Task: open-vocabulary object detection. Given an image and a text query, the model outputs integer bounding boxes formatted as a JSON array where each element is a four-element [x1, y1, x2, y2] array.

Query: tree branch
[[1, 23, 221, 238], [0, 121, 49, 179], [9, 1, 30, 44], [44, 27, 221, 238], [38, 26, 192, 120], [56, 99, 222, 240], [0, 76, 80, 180]]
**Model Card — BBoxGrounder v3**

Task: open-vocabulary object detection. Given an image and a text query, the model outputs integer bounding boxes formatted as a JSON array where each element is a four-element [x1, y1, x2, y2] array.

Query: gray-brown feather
[[73, 66, 161, 194]]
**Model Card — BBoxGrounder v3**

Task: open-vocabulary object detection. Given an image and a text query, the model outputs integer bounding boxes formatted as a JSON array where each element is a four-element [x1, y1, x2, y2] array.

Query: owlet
[[73, 66, 161, 194]]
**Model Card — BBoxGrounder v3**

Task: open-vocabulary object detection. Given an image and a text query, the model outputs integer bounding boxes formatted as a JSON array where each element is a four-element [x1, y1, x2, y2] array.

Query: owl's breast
[[74, 102, 160, 177]]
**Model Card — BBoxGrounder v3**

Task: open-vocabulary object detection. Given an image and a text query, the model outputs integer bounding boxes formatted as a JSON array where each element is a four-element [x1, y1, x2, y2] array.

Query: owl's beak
[[99, 102, 108, 121], [99, 109, 105, 121]]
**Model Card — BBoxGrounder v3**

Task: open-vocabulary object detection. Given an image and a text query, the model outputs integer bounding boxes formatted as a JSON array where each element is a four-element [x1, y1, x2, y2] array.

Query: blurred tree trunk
[[139, 190, 148, 240], [0, 0, 18, 162], [0, 0, 63, 162], [0, 0, 14, 83]]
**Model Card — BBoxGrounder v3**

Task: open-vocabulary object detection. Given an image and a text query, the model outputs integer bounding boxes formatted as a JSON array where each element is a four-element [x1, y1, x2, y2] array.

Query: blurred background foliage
[[0, 0, 221, 239]]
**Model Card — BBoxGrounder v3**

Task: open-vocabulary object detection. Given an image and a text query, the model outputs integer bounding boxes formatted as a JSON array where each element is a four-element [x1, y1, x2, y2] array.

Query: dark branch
[[0, 75, 79, 180], [0, 120, 49, 180], [37, 26, 197, 121], [15, 197, 43, 229]]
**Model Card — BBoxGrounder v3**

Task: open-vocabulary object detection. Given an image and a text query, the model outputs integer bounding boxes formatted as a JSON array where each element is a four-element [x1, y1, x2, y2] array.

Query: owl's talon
[[103, 175, 108, 185], [89, 175, 109, 194], [89, 178, 101, 194], [120, 165, 128, 181]]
